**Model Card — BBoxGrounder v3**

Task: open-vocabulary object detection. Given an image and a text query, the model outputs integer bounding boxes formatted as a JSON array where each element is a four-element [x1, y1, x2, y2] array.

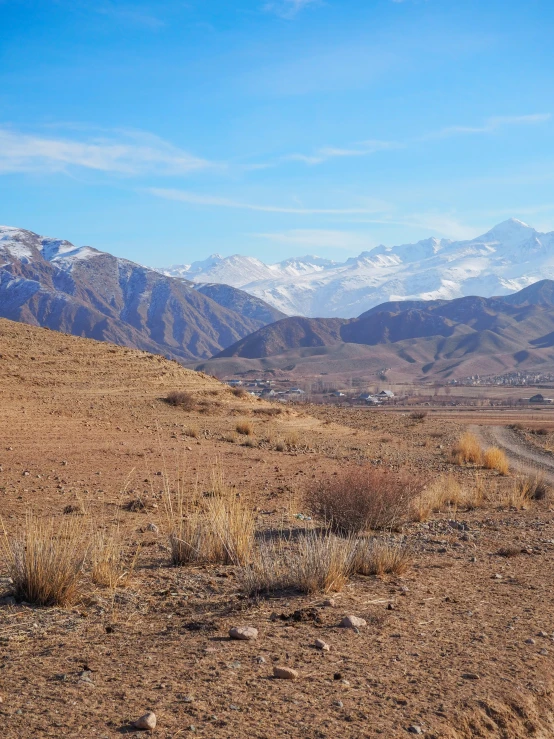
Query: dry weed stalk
[[412, 474, 485, 520], [1, 513, 89, 607]]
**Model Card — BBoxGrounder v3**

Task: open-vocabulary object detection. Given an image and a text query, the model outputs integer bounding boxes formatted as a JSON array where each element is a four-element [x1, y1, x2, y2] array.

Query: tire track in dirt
[[472, 423, 554, 482]]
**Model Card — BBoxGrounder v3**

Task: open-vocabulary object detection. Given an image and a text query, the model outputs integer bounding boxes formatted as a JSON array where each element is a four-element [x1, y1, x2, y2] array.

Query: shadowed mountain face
[[0, 227, 281, 361], [206, 280, 554, 380]]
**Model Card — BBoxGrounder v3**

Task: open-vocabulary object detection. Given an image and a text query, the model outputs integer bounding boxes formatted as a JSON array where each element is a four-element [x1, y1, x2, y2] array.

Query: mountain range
[[160, 219, 554, 318], [190, 280, 554, 383], [0, 227, 283, 361]]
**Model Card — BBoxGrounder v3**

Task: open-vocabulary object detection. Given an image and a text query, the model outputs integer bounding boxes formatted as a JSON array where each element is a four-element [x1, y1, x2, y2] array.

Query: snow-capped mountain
[[0, 226, 281, 360], [159, 220, 554, 318]]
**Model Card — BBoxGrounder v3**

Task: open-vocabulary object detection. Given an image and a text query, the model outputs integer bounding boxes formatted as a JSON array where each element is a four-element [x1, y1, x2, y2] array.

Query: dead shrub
[[238, 532, 356, 596], [183, 425, 199, 439], [501, 474, 549, 508], [452, 432, 483, 466], [532, 427, 549, 436], [2, 514, 88, 607], [496, 545, 521, 558], [275, 441, 286, 452], [352, 538, 412, 576], [166, 390, 196, 410], [306, 467, 424, 534], [483, 447, 509, 475], [526, 474, 550, 500], [410, 411, 427, 421], [231, 387, 248, 398], [236, 420, 253, 436], [253, 407, 282, 416]]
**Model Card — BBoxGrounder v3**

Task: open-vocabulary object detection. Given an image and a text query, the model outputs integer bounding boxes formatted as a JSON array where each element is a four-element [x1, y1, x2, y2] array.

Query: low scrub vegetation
[[412, 474, 485, 520], [235, 420, 253, 436], [452, 431, 483, 465], [409, 410, 427, 421], [163, 469, 254, 567], [238, 532, 356, 596], [306, 466, 424, 534], [483, 447, 509, 475], [166, 390, 196, 410], [352, 538, 412, 576], [230, 386, 248, 398], [2, 514, 88, 607], [91, 524, 136, 589]]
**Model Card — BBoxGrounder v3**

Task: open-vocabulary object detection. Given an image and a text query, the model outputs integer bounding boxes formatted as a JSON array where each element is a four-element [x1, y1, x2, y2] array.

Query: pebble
[[255, 656, 266, 664], [133, 712, 157, 730], [538, 631, 548, 638], [315, 638, 330, 651], [340, 615, 367, 629], [333, 700, 344, 708], [461, 672, 480, 680], [492, 574, 503, 580], [540, 648, 549, 656], [408, 726, 423, 734], [146, 523, 159, 533], [525, 638, 536, 645], [229, 626, 258, 641], [322, 598, 336, 607], [273, 666, 298, 680]]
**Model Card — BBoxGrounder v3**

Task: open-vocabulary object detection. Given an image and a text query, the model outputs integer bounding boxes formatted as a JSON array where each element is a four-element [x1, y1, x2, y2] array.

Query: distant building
[[261, 388, 276, 397], [331, 391, 346, 397], [377, 390, 395, 398], [226, 379, 242, 387], [288, 388, 305, 395], [365, 397, 381, 405], [358, 393, 373, 400], [529, 394, 554, 403]]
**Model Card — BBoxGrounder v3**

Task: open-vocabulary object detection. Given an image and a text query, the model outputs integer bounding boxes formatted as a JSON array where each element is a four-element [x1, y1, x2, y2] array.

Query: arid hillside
[[1, 318, 554, 738]]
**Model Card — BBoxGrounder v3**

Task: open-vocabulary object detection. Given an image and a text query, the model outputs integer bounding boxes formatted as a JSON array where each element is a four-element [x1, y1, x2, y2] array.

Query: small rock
[[273, 666, 298, 680], [525, 638, 536, 645], [182, 695, 194, 703], [314, 638, 330, 651], [538, 631, 548, 638], [133, 712, 157, 731], [408, 726, 423, 734], [333, 699, 344, 708], [255, 656, 266, 664], [341, 679, 350, 686], [461, 672, 480, 680], [229, 626, 258, 641], [146, 523, 159, 533], [322, 598, 336, 607], [540, 648, 549, 656], [492, 574, 502, 580], [340, 615, 367, 629]]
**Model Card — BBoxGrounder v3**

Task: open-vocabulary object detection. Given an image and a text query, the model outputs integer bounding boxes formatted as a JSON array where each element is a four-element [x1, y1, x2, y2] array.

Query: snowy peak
[[157, 218, 554, 318]]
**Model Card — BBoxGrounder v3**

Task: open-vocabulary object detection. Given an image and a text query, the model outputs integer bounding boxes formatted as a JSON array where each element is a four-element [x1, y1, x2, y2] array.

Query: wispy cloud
[[263, 0, 320, 20], [425, 113, 551, 139], [0, 128, 211, 176], [148, 188, 388, 215], [285, 139, 403, 165]]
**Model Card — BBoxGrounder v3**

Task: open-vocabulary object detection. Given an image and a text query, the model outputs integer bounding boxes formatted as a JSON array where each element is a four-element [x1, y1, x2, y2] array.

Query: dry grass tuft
[[2, 514, 88, 607], [483, 447, 509, 475], [231, 386, 248, 398], [235, 420, 253, 436], [409, 411, 427, 421], [91, 524, 137, 589], [352, 538, 412, 576], [238, 531, 356, 596], [183, 425, 199, 439], [496, 545, 521, 558], [163, 466, 254, 566], [500, 474, 549, 508], [307, 466, 424, 534], [452, 431, 483, 466], [412, 474, 484, 520], [166, 390, 196, 410]]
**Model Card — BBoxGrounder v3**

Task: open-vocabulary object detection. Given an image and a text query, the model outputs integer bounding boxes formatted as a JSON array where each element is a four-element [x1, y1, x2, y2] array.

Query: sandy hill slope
[[3, 317, 554, 738], [0, 226, 280, 362], [195, 280, 554, 381]]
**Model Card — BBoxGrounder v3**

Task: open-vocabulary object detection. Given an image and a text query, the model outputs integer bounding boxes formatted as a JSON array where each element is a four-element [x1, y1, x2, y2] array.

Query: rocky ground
[[1, 318, 554, 738]]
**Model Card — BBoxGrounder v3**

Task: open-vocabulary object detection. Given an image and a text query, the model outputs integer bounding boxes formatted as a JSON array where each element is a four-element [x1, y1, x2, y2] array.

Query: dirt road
[[474, 423, 554, 481]]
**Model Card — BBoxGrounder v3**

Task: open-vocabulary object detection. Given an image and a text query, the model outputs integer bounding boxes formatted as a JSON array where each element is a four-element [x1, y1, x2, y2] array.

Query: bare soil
[[1, 319, 554, 738]]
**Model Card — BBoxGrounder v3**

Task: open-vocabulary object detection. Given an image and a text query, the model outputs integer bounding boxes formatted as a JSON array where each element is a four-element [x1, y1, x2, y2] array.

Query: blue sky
[[1, 0, 554, 265]]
